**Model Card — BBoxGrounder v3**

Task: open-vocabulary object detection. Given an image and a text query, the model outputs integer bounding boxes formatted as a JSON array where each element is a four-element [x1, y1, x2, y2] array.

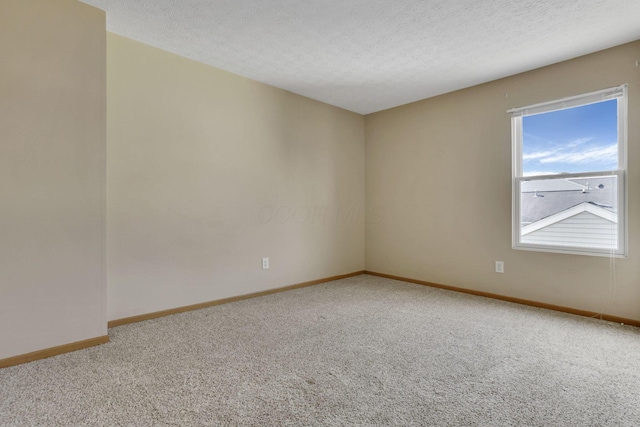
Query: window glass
[[510, 86, 627, 257], [522, 99, 618, 176]]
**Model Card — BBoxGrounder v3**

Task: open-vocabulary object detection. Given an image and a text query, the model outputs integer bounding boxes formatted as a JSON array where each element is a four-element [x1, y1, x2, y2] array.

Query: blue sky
[[522, 99, 618, 176]]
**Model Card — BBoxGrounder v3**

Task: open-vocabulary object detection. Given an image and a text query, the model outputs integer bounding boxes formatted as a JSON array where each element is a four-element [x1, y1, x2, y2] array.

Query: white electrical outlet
[[495, 261, 504, 273], [262, 257, 269, 269]]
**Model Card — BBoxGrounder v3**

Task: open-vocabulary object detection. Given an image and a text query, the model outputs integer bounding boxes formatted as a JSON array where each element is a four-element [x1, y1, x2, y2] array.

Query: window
[[509, 85, 627, 257]]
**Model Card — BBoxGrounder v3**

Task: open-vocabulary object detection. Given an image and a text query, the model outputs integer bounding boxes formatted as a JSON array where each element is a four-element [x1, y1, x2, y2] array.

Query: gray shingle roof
[[520, 176, 617, 225]]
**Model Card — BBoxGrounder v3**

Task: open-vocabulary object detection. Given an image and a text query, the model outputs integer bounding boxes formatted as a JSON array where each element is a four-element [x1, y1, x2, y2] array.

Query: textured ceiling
[[81, 0, 640, 114]]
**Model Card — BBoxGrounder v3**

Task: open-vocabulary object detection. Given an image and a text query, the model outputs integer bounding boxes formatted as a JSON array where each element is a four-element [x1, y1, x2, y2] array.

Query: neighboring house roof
[[520, 202, 618, 250], [521, 179, 585, 192], [522, 202, 617, 235], [520, 176, 617, 225]]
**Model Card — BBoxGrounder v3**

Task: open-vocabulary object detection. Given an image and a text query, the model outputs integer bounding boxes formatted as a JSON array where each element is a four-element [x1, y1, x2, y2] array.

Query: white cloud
[[523, 150, 556, 161], [539, 144, 617, 165], [566, 137, 594, 148], [523, 132, 550, 144]]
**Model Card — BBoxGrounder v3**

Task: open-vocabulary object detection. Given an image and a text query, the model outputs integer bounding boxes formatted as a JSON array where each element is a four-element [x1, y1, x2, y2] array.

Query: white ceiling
[[81, 0, 640, 114]]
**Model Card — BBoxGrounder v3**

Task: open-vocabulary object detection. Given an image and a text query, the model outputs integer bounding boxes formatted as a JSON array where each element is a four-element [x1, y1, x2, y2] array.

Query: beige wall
[[366, 41, 640, 321], [106, 34, 365, 321], [0, 0, 106, 359], [2, 3, 635, 359]]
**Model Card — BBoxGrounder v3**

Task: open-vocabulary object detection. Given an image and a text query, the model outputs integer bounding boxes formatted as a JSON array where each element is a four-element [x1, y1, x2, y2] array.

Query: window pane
[[522, 99, 618, 177], [519, 175, 618, 250]]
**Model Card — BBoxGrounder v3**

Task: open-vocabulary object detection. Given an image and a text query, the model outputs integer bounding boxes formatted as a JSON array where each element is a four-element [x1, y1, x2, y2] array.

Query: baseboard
[[108, 270, 366, 328], [364, 271, 640, 328], [0, 335, 110, 369], [6, 270, 633, 368]]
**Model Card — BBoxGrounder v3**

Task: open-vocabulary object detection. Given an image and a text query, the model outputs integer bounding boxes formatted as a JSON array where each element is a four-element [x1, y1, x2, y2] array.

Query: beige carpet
[[2, 274, 640, 426]]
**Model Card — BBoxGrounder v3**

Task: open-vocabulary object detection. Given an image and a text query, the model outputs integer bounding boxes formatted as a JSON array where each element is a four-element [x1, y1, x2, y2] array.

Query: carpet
[[2, 274, 640, 426]]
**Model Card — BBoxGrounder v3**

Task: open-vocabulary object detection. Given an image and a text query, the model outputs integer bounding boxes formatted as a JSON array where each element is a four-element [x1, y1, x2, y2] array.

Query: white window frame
[[509, 85, 628, 257]]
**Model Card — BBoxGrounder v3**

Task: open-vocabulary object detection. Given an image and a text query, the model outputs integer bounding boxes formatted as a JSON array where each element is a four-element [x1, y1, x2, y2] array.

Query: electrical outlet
[[495, 261, 504, 273], [262, 257, 269, 269]]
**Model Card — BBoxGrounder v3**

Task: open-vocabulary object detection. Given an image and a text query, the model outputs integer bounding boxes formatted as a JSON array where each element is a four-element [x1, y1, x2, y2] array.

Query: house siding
[[522, 211, 617, 249]]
